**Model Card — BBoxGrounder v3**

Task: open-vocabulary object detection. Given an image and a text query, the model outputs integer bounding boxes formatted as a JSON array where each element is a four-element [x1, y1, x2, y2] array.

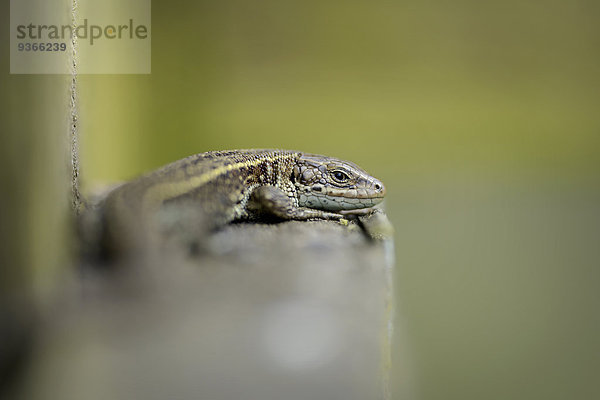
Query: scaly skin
[[99, 149, 386, 258]]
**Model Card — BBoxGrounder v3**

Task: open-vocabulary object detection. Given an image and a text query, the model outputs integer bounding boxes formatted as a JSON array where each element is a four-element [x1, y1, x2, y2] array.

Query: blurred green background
[[3, 0, 600, 399]]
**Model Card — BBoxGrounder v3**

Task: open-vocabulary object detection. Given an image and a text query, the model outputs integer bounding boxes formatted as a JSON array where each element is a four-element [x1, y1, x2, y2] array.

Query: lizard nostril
[[374, 183, 381, 191]]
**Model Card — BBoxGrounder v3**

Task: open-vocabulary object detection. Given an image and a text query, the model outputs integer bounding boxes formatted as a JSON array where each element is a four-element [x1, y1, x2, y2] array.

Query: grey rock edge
[[17, 214, 394, 400]]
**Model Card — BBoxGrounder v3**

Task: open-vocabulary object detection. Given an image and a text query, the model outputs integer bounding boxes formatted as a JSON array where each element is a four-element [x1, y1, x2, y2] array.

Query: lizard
[[95, 149, 386, 259]]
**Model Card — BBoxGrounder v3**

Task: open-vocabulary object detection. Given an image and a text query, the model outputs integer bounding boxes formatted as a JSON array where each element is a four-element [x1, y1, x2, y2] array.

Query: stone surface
[[16, 216, 394, 400]]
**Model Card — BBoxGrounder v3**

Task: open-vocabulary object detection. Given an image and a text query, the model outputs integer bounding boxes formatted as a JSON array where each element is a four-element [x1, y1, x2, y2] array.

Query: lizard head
[[293, 154, 386, 211]]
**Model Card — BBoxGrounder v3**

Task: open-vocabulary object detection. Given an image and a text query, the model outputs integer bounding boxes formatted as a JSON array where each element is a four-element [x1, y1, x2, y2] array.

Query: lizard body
[[99, 149, 385, 258]]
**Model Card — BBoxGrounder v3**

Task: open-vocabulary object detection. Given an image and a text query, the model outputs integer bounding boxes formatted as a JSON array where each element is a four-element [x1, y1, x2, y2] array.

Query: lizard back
[[99, 149, 301, 257]]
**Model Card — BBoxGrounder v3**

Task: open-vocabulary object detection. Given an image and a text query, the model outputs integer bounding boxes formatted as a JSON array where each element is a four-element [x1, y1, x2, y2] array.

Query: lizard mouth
[[313, 185, 386, 200], [300, 186, 385, 211]]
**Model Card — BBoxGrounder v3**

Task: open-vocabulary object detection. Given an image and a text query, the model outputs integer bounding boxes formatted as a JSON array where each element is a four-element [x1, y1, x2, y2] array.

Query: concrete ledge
[[18, 216, 394, 400]]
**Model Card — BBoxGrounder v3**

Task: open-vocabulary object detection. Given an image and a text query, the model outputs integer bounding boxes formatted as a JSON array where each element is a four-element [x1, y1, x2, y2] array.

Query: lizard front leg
[[247, 185, 343, 221]]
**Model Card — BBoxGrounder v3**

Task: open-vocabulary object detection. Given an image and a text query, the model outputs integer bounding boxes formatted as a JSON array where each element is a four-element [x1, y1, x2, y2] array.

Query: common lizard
[[96, 149, 386, 258]]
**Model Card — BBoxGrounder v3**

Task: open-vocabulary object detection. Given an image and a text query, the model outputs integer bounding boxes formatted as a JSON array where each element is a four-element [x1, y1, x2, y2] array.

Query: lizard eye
[[332, 170, 349, 183]]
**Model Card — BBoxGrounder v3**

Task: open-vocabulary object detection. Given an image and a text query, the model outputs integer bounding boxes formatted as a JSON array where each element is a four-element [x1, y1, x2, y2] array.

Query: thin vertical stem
[[69, 0, 81, 213]]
